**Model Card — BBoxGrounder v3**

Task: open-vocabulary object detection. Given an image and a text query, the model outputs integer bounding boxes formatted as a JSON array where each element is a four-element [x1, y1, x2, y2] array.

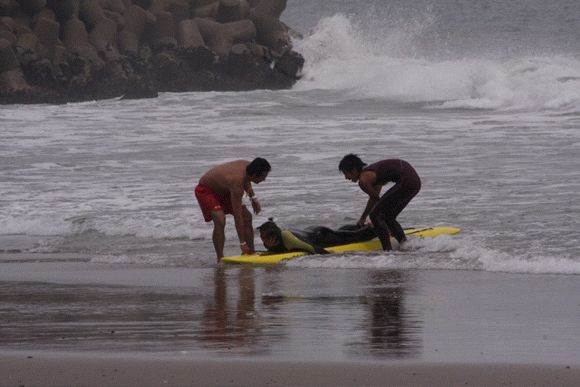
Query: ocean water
[[1, 0, 580, 275]]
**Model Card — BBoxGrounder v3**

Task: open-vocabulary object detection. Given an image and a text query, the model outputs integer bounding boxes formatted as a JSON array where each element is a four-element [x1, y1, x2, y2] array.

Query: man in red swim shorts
[[339, 154, 421, 251], [195, 158, 271, 261]]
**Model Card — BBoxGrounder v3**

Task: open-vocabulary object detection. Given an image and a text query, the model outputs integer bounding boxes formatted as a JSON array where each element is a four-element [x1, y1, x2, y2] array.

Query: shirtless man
[[195, 158, 271, 260], [338, 154, 421, 251]]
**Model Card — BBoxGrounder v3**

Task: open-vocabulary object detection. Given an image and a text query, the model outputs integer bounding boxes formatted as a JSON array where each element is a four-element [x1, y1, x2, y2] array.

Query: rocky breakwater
[[0, 0, 304, 104]]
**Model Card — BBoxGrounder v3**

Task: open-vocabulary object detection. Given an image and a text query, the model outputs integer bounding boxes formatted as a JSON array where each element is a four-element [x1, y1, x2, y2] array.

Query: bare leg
[[242, 206, 255, 253], [370, 211, 392, 251], [211, 210, 226, 261]]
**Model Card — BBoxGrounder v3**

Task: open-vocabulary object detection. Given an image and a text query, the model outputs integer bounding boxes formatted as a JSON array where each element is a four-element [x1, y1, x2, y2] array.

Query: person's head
[[257, 218, 282, 251], [247, 157, 271, 183], [338, 154, 366, 182]]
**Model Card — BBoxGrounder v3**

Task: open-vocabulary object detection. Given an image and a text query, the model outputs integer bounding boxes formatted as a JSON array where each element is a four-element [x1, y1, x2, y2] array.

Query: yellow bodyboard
[[221, 226, 460, 265]]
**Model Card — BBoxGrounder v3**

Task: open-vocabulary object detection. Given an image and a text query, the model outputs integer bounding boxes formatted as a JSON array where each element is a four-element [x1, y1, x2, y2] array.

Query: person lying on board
[[257, 218, 377, 254]]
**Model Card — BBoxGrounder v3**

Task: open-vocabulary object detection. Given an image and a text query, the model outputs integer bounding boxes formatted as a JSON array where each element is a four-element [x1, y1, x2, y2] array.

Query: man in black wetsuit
[[338, 154, 421, 251]]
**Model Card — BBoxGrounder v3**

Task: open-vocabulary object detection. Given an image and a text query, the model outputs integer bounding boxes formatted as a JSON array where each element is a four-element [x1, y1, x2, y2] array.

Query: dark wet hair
[[247, 157, 271, 177], [338, 154, 366, 173], [257, 218, 281, 238], [258, 218, 286, 252]]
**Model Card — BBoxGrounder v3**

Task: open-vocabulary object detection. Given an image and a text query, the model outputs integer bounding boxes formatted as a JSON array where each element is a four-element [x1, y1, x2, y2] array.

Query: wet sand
[[2, 352, 580, 387], [1, 255, 580, 386]]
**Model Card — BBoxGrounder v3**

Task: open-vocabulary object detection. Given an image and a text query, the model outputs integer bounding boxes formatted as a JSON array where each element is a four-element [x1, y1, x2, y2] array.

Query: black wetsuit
[[363, 159, 421, 250], [267, 225, 377, 254], [290, 224, 376, 249]]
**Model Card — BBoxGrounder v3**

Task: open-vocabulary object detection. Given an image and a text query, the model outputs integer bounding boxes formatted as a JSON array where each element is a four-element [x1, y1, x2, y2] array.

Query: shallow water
[[1, 265, 579, 364], [1, 88, 579, 274]]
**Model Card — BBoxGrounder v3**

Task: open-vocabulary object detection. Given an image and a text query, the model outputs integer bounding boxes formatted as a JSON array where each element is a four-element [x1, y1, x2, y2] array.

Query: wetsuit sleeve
[[281, 231, 329, 254]]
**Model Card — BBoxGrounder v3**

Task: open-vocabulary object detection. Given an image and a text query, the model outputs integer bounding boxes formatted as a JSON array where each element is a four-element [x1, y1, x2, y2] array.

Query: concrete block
[[47, 0, 79, 20], [89, 16, 117, 51], [0, 68, 30, 92], [17, 0, 47, 15], [79, 0, 106, 29], [176, 18, 203, 48], [32, 16, 59, 58], [0, 37, 20, 71]]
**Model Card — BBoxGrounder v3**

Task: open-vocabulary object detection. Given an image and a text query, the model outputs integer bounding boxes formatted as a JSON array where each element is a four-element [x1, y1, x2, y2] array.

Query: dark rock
[[192, 1, 218, 19], [274, 49, 303, 79], [33, 16, 59, 59], [0, 69, 31, 93], [217, 0, 243, 23], [0, 27, 16, 44], [0, 37, 20, 71], [21, 57, 55, 87], [32, 7, 57, 26], [47, 0, 79, 21], [89, 17, 117, 52], [148, 11, 176, 51], [133, 0, 153, 10], [1, 0, 304, 104], [79, 0, 106, 29], [253, 0, 286, 18], [197, 18, 255, 59], [168, 0, 189, 24], [0, 0, 18, 17], [122, 75, 158, 100], [251, 13, 289, 55], [18, 0, 47, 15], [177, 19, 204, 49]]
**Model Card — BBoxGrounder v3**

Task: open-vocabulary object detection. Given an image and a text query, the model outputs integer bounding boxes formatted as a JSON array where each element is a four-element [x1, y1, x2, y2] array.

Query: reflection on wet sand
[[199, 267, 423, 359], [200, 267, 261, 349], [359, 270, 422, 358], [0, 267, 424, 360]]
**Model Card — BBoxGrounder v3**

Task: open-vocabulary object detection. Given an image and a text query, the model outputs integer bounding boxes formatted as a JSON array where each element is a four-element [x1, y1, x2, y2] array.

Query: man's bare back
[[199, 160, 250, 197]]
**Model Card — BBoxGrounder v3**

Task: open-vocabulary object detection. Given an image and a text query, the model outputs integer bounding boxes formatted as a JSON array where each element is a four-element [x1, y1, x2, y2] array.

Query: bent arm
[[244, 180, 261, 215]]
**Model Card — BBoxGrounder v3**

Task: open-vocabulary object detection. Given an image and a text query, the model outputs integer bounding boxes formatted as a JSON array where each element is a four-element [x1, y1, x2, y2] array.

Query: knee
[[211, 211, 226, 229], [370, 210, 396, 227], [242, 206, 252, 224], [369, 210, 382, 223]]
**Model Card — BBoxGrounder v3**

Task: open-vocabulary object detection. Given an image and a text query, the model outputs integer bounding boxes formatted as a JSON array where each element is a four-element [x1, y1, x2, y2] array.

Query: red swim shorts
[[195, 183, 233, 222]]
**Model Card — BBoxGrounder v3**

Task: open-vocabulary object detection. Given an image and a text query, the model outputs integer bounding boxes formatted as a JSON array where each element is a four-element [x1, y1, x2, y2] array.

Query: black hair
[[257, 218, 287, 252], [338, 154, 366, 173], [257, 218, 281, 238], [246, 157, 271, 177]]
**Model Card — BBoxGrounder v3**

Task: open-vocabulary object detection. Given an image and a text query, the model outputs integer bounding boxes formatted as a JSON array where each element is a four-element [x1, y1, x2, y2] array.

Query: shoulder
[[281, 230, 294, 239], [359, 170, 376, 186], [281, 230, 300, 243], [221, 159, 249, 170]]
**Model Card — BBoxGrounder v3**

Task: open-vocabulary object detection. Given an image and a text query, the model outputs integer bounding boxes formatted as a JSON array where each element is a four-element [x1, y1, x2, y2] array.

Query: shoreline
[[2, 259, 580, 386], [2, 351, 579, 387]]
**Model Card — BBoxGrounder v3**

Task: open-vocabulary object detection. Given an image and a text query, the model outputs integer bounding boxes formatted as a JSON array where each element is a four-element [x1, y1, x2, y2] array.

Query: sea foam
[[290, 236, 580, 275], [294, 14, 580, 112]]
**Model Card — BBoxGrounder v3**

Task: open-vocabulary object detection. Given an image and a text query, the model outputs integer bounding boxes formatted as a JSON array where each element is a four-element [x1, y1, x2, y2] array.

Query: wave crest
[[294, 14, 580, 111]]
